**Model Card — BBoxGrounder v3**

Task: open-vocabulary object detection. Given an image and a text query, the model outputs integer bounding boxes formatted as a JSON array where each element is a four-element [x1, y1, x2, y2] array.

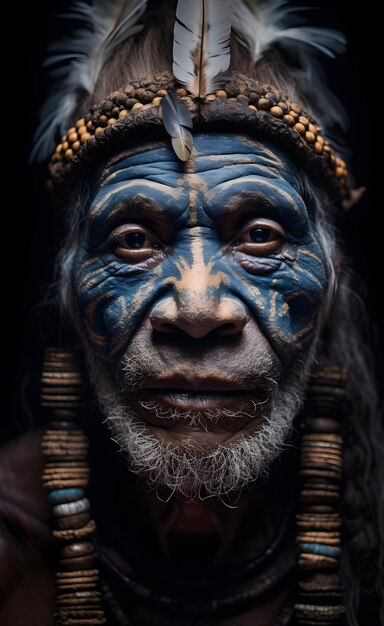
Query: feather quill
[[162, 92, 194, 161], [231, 0, 346, 62], [173, 0, 231, 97], [32, 0, 148, 162]]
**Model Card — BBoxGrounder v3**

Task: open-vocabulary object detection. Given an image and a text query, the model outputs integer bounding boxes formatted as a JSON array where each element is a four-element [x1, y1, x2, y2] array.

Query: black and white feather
[[173, 0, 231, 97], [32, 0, 148, 162], [161, 91, 194, 161], [231, 0, 346, 61]]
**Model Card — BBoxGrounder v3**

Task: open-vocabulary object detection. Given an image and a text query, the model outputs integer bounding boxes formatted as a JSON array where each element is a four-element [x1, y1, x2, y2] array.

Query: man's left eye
[[234, 218, 285, 255]]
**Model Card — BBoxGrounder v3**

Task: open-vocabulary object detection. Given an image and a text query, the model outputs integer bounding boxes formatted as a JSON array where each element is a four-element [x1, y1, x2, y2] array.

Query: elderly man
[[1, 1, 382, 625]]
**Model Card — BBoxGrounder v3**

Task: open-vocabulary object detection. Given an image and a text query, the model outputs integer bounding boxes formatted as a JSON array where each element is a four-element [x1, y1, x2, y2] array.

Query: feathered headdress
[[33, 0, 356, 207]]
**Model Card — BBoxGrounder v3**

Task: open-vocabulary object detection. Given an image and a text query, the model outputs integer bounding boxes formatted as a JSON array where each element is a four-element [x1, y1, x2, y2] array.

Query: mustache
[[119, 352, 279, 396]]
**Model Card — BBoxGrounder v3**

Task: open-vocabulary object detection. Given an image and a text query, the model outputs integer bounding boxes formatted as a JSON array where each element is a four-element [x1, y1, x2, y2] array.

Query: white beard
[[88, 347, 317, 499]]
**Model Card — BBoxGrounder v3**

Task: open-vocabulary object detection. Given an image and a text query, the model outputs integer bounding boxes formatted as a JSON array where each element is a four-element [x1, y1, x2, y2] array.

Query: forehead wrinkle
[[213, 176, 303, 218], [99, 141, 168, 181], [89, 180, 183, 224]]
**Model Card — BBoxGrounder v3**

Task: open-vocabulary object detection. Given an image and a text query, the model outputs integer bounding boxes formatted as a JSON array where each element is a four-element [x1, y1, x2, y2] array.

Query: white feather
[[32, 0, 148, 162], [231, 0, 346, 62], [173, 0, 231, 97]]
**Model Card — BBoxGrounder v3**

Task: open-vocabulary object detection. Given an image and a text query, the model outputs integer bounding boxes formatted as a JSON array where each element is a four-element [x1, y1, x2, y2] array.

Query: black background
[[5, 0, 383, 443]]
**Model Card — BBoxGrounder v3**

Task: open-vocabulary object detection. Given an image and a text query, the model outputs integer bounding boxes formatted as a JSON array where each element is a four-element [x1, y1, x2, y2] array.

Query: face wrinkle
[[67, 134, 333, 498]]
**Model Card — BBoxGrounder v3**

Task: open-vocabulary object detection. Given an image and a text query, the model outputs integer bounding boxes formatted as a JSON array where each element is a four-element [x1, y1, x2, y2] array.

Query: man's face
[[70, 134, 329, 491]]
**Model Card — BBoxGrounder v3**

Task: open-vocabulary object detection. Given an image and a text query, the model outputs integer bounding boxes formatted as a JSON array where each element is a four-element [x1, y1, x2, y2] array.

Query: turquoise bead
[[48, 488, 85, 504], [300, 542, 341, 558]]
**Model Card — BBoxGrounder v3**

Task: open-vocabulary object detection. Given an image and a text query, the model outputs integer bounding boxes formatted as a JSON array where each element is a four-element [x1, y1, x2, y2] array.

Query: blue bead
[[300, 543, 341, 558], [48, 488, 85, 504]]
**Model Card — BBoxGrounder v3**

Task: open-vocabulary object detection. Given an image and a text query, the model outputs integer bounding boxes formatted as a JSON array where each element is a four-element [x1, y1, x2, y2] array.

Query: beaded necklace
[[41, 348, 347, 626]]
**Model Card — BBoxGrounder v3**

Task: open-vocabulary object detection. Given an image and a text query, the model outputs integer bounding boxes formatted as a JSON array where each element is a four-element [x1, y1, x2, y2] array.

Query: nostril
[[217, 322, 238, 336]]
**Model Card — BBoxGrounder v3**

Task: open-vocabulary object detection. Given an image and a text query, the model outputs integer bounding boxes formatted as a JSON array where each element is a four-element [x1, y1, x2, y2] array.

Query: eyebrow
[[90, 193, 168, 229], [222, 190, 276, 215]]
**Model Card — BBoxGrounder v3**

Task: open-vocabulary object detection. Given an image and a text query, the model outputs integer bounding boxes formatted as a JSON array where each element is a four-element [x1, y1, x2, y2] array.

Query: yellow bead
[[119, 109, 128, 119], [151, 97, 162, 105], [216, 90, 227, 98], [298, 116, 309, 127], [107, 117, 117, 125], [314, 142, 323, 154], [283, 114, 295, 126], [248, 104, 257, 111], [270, 106, 284, 118], [305, 131, 316, 143], [157, 89, 167, 97], [68, 133, 78, 143], [62, 142, 69, 150], [95, 127, 103, 135], [176, 88, 188, 97], [75, 119, 85, 129], [72, 141, 80, 151], [317, 135, 325, 145], [65, 149, 73, 159], [87, 120, 93, 129], [80, 132, 91, 142], [55, 144, 63, 154], [336, 166, 345, 177], [77, 126, 87, 136], [294, 123, 306, 135], [206, 94, 216, 101], [132, 102, 143, 110], [67, 127, 76, 135]]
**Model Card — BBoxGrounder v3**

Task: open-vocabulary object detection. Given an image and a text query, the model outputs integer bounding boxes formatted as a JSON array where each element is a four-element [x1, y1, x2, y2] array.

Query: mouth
[[125, 376, 272, 432]]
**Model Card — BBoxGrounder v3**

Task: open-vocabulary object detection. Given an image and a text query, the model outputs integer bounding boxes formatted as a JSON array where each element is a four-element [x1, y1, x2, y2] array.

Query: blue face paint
[[72, 134, 328, 375]]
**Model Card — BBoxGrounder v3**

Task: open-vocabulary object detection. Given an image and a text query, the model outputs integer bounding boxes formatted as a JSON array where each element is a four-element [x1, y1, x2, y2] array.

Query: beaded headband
[[49, 72, 351, 206]]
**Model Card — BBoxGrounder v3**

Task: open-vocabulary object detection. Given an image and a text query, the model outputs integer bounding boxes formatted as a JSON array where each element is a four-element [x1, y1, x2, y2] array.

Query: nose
[[150, 295, 247, 339]]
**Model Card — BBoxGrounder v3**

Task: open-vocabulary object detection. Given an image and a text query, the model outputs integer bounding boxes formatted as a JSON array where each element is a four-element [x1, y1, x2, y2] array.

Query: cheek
[[227, 240, 328, 364], [72, 253, 163, 368]]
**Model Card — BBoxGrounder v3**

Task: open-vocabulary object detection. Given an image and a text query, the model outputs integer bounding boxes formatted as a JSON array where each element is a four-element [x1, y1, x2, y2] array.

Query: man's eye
[[118, 231, 154, 250], [234, 218, 285, 256], [110, 225, 161, 262]]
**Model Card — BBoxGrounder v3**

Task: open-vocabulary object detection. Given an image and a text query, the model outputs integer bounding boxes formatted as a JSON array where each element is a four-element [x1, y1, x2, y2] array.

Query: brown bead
[[206, 94, 216, 101], [294, 123, 306, 135], [298, 116, 309, 126], [336, 167, 346, 177], [290, 103, 301, 113], [314, 141, 323, 154], [62, 542, 94, 558], [87, 120, 94, 129], [65, 149, 73, 160], [94, 128, 103, 136], [75, 119, 85, 129], [289, 110, 299, 119], [67, 127, 76, 135], [55, 144, 63, 154], [77, 126, 87, 136], [216, 89, 227, 98], [111, 106, 119, 116], [59, 555, 96, 570], [57, 512, 91, 530], [305, 131, 316, 143], [237, 94, 249, 104], [132, 102, 144, 110], [283, 114, 295, 126], [258, 97, 270, 110], [107, 118, 117, 125], [176, 88, 188, 97], [308, 123, 317, 134], [306, 418, 340, 433], [157, 89, 167, 97], [123, 84, 134, 96], [62, 142, 69, 150], [316, 135, 325, 145], [72, 141, 81, 151], [80, 132, 91, 142], [270, 106, 284, 117]]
